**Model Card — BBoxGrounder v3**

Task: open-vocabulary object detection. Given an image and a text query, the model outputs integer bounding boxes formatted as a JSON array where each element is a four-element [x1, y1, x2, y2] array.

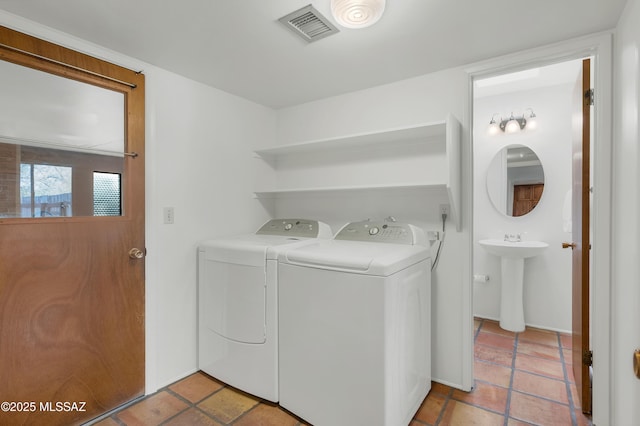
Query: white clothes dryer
[[198, 219, 332, 402], [278, 220, 431, 426]]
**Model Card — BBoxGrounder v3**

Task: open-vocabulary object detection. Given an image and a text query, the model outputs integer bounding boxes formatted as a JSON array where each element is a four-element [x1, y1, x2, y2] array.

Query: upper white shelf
[[253, 114, 462, 231], [254, 121, 446, 159], [254, 182, 447, 198]]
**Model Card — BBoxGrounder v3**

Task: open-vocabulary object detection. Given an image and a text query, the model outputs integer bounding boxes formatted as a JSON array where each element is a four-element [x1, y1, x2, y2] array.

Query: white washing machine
[[278, 220, 431, 426], [198, 218, 332, 402]]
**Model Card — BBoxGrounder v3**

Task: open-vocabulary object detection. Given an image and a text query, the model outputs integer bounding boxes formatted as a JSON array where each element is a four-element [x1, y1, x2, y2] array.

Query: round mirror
[[486, 145, 545, 217]]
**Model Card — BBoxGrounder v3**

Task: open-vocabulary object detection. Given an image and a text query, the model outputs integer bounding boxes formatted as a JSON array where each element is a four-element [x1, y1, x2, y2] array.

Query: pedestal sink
[[479, 239, 549, 332]]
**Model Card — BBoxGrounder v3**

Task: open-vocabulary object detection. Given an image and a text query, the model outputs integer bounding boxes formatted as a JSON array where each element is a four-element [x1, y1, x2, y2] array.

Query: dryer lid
[[200, 235, 308, 266]]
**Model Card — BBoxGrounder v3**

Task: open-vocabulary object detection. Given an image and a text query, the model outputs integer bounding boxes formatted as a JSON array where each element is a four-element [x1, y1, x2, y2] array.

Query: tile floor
[[95, 318, 592, 425]]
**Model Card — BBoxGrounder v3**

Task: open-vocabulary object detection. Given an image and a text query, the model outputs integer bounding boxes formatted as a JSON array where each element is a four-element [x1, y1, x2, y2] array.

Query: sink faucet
[[504, 233, 521, 242]]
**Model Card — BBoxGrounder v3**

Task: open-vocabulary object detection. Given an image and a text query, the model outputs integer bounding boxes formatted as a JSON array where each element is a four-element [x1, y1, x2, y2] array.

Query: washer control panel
[[256, 219, 330, 238], [335, 220, 423, 245]]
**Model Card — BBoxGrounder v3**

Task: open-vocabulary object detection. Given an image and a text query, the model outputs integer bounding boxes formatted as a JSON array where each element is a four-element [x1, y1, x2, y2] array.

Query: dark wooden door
[[512, 183, 544, 216], [570, 58, 592, 414], [0, 27, 145, 425]]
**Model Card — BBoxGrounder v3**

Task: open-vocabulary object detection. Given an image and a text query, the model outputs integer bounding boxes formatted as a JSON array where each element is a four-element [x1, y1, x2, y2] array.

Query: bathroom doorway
[[470, 57, 594, 421]]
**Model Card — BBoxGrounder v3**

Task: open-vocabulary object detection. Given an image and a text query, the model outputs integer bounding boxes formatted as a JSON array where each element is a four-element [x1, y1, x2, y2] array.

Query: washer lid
[[334, 220, 426, 245], [200, 235, 310, 266], [279, 240, 430, 276]]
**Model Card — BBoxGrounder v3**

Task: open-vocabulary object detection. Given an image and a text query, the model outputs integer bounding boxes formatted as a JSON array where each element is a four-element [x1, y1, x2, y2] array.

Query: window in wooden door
[[93, 171, 122, 216], [19, 163, 72, 217]]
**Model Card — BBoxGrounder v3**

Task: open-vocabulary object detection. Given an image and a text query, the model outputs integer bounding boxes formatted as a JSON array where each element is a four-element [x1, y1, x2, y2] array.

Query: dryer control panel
[[256, 219, 332, 238], [335, 220, 425, 245]]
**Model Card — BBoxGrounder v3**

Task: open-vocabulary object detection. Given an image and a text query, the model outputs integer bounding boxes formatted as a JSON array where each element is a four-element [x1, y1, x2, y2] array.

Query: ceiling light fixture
[[488, 109, 537, 134], [331, 0, 386, 29]]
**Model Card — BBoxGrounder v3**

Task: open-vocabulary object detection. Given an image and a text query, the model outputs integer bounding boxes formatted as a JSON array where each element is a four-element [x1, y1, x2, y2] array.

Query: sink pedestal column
[[499, 257, 525, 332], [479, 239, 548, 333]]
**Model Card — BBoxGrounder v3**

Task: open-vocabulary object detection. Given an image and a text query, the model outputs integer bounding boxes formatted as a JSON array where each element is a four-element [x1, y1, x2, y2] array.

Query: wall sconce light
[[488, 109, 537, 134], [524, 108, 537, 130], [503, 113, 526, 133], [331, 0, 386, 28], [488, 114, 501, 135]]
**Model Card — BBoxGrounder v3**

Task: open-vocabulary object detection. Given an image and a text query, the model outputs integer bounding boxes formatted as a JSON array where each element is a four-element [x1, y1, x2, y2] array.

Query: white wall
[[145, 69, 275, 389], [612, 0, 640, 422], [0, 11, 276, 393], [473, 82, 576, 332], [274, 69, 473, 390]]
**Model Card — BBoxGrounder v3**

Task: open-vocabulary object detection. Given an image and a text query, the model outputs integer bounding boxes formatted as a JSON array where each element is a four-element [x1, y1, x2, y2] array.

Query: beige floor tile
[[452, 381, 508, 414], [563, 348, 574, 365], [431, 381, 454, 396], [507, 418, 535, 425], [474, 318, 482, 333], [234, 403, 300, 426], [570, 382, 582, 409], [512, 370, 568, 404], [509, 391, 572, 425], [560, 333, 573, 349], [197, 387, 259, 423], [168, 372, 224, 403], [481, 320, 518, 339], [116, 391, 189, 426], [163, 408, 223, 426], [517, 340, 562, 360], [476, 331, 516, 351], [92, 418, 121, 426], [413, 390, 447, 424], [440, 400, 504, 426], [475, 343, 514, 367], [515, 352, 565, 380], [518, 328, 559, 347], [474, 360, 513, 388]]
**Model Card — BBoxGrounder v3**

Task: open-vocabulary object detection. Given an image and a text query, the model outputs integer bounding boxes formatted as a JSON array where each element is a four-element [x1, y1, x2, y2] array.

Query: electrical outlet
[[440, 204, 450, 215], [163, 207, 174, 224]]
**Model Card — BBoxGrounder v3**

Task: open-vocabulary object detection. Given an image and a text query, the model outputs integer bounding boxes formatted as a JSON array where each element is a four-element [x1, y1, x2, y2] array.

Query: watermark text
[[1, 401, 86, 413]]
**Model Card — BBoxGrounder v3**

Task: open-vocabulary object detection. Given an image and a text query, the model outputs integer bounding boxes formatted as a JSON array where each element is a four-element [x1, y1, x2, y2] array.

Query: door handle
[[129, 248, 145, 259], [562, 242, 576, 249]]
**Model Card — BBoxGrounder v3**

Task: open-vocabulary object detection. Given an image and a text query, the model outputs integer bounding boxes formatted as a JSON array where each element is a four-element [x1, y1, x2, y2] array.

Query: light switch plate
[[163, 207, 174, 224]]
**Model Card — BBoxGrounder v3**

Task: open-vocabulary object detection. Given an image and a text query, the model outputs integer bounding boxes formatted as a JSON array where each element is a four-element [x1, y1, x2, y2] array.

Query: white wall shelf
[[254, 114, 462, 230], [254, 122, 446, 158], [254, 182, 448, 197]]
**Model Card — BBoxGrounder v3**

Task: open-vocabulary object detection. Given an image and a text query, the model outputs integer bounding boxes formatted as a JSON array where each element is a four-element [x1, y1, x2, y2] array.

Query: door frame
[[465, 32, 613, 425]]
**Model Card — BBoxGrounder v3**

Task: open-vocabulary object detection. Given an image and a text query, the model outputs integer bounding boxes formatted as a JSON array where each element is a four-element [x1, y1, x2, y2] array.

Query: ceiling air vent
[[278, 4, 339, 43]]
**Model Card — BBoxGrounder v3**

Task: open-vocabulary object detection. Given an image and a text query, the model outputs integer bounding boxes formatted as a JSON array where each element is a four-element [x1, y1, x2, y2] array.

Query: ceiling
[[0, 0, 627, 109]]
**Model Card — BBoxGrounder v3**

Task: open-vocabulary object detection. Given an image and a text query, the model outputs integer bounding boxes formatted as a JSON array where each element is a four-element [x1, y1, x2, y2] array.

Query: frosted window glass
[[93, 172, 121, 216]]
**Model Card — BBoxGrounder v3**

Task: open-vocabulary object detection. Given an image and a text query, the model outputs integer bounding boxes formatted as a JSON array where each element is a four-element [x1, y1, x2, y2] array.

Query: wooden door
[[0, 27, 145, 425], [512, 183, 544, 216], [570, 58, 592, 413]]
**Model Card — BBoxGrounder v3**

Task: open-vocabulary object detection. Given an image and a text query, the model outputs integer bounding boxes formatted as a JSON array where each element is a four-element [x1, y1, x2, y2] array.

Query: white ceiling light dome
[[331, 0, 386, 29]]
